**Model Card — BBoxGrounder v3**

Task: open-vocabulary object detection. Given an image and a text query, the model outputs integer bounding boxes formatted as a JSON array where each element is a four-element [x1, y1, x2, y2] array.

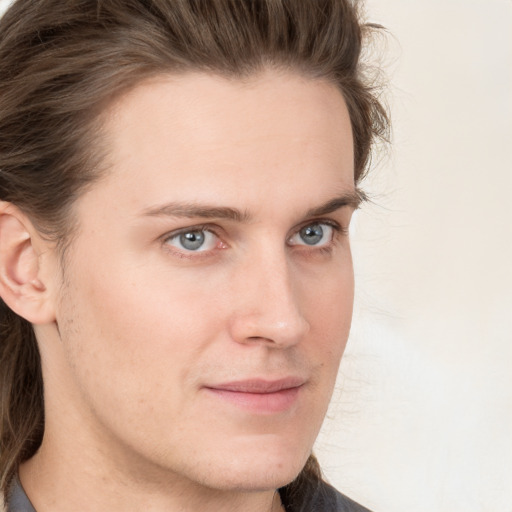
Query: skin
[[14, 70, 357, 511]]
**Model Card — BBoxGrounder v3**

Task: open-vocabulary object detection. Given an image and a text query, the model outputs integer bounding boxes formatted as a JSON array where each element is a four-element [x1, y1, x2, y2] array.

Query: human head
[[0, 0, 388, 499]]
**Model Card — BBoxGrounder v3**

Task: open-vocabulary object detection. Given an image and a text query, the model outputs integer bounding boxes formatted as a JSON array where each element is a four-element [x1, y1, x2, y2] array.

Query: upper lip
[[206, 377, 306, 394]]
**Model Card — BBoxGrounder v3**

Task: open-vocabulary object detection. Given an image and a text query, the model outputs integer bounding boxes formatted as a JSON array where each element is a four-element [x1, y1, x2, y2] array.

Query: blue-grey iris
[[299, 224, 323, 245], [180, 231, 205, 250]]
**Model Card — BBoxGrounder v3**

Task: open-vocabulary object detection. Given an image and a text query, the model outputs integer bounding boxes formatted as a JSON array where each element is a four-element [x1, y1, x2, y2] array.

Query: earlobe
[[0, 201, 56, 324]]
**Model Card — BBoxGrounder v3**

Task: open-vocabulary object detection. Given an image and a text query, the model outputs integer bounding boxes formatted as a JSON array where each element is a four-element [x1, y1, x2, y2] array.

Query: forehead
[[92, 70, 354, 216]]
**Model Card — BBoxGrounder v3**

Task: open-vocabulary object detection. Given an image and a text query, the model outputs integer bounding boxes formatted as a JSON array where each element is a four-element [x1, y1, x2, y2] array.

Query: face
[[38, 70, 356, 492]]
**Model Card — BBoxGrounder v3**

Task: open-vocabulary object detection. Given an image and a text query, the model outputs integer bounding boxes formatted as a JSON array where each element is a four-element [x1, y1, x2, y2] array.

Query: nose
[[227, 247, 310, 348]]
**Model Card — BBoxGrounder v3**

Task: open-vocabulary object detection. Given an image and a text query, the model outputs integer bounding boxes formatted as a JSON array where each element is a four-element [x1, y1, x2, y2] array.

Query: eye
[[165, 228, 219, 252], [288, 222, 336, 247]]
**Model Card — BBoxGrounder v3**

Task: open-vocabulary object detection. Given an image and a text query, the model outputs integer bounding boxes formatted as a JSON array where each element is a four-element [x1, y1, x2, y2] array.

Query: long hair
[[0, 0, 389, 496]]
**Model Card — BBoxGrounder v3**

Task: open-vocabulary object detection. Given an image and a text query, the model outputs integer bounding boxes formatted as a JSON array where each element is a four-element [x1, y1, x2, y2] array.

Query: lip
[[204, 377, 305, 414]]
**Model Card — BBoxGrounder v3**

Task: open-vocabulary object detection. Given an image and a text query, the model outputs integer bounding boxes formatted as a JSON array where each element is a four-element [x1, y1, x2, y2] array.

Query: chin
[[199, 466, 304, 493], [188, 441, 311, 492]]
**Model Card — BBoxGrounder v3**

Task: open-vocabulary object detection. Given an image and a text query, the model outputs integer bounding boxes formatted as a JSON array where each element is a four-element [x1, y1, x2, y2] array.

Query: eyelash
[[161, 224, 224, 260], [289, 220, 344, 247], [161, 219, 346, 260]]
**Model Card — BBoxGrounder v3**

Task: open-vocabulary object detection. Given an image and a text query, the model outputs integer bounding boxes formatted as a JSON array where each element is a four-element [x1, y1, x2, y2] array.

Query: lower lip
[[205, 387, 301, 414]]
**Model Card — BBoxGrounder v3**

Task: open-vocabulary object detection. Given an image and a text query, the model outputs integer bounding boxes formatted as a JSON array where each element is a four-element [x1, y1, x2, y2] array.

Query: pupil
[[300, 224, 323, 245], [180, 231, 205, 250]]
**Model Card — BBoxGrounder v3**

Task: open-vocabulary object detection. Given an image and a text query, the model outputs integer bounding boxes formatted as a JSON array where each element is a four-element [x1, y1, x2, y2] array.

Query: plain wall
[[315, 1, 512, 511]]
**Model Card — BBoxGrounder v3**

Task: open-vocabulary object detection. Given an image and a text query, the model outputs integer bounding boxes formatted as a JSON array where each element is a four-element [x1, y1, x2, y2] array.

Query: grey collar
[[6, 478, 36, 512]]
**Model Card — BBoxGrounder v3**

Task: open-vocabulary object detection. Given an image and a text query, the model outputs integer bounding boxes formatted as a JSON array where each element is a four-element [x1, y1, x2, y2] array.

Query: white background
[[1, 0, 511, 511], [315, 1, 512, 511]]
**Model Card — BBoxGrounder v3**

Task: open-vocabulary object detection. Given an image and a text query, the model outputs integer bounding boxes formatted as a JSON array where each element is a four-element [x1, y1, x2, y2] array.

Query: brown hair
[[0, 0, 388, 498]]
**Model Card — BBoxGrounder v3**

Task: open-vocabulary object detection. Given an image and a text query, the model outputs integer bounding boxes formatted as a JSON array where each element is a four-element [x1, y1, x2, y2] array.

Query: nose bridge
[[229, 242, 310, 346]]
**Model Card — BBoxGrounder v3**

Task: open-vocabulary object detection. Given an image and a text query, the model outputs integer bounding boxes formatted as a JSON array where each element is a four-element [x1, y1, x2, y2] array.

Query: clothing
[[4, 478, 35, 512], [3, 477, 373, 511], [279, 479, 373, 512]]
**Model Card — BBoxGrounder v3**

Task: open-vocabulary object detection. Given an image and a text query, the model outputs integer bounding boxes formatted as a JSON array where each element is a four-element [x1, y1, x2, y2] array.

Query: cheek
[[58, 250, 223, 412], [301, 264, 354, 404], [303, 260, 354, 351]]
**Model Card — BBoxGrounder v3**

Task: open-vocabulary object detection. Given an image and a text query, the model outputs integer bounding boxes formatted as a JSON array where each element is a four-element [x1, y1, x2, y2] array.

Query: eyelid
[[287, 219, 344, 240], [160, 223, 227, 257], [163, 223, 209, 238], [159, 218, 347, 260]]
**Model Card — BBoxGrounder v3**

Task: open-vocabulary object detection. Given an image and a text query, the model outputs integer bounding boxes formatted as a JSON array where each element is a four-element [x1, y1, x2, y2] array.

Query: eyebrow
[[142, 189, 364, 222], [142, 202, 251, 222], [304, 189, 365, 217]]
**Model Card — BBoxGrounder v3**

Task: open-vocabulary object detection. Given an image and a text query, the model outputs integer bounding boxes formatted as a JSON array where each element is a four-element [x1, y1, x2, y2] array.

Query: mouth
[[204, 377, 305, 414]]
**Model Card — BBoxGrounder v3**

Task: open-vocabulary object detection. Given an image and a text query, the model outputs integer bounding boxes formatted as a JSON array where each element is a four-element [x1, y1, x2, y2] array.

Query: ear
[[0, 201, 56, 324]]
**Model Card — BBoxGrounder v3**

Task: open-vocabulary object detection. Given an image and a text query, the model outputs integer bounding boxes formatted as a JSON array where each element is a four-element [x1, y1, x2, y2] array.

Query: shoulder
[[280, 479, 374, 512]]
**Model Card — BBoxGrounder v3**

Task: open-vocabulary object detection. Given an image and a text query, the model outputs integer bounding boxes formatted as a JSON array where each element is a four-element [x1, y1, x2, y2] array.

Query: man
[[0, 1, 388, 510]]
